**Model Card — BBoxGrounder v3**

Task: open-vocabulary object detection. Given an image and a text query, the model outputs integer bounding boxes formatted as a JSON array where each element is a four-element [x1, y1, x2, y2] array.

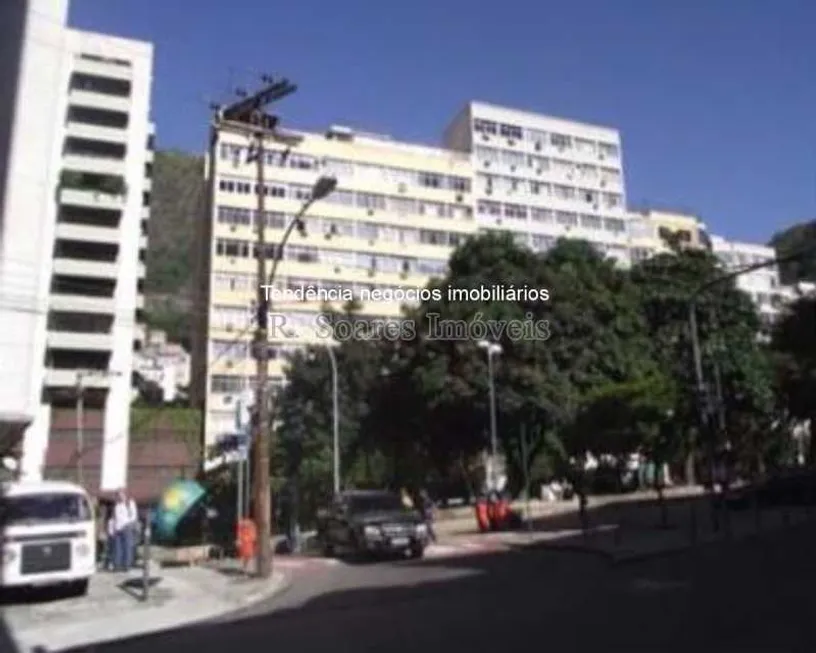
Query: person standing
[[112, 491, 131, 571], [418, 489, 436, 543]]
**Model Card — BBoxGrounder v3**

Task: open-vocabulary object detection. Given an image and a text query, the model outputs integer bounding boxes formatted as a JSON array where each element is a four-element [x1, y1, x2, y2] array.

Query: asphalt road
[[52, 523, 816, 653]]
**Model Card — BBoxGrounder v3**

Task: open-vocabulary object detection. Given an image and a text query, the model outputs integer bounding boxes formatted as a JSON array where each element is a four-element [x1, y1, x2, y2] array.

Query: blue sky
[[70, 0, 816, 244]]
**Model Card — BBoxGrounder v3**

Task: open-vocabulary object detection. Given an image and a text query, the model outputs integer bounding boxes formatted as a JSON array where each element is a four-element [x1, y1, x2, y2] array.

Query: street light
[[310, 344, 341, 496], [477, 340, 502, 491]]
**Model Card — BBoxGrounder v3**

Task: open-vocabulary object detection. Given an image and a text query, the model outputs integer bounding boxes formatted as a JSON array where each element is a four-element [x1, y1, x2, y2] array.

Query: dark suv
[[318, 490, 429, 559]]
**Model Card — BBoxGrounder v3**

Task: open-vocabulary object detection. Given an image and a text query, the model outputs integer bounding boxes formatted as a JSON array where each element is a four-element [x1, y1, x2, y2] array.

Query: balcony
[[55, 222, 120, 245], [47, 331, 113, 352], [49, 294, 116, 315], [65, 121, 127, 145], [68, 88, 131, 114], [139, 234, 148, 249], [73, 56, 132, 82], [44, 369, 113, 389], [52, 258, 118, 279], [59, 188, 124, 212], [62, 153, 125, 177]]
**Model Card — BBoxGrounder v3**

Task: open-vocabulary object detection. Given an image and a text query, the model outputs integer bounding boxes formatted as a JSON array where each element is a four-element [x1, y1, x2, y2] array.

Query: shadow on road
[[48, 507, 816, 653]]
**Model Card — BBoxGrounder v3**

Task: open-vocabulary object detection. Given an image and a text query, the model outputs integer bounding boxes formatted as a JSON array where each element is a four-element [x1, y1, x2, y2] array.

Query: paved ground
[[24, 518, 816, 653], [0, 562, 287, 653]]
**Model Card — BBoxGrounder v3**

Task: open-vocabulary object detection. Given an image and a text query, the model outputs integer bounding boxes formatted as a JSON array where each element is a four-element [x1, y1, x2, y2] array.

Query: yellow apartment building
[[630, 207, 710, 257], [194, 123, 476, 448]]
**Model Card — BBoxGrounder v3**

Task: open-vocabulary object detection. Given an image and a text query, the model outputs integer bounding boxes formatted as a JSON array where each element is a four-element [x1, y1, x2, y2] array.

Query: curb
[[9, 571, 292, 653]]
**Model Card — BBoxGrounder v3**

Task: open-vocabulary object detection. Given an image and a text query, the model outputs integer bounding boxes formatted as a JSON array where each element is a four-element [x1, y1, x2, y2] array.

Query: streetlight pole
[[75, 372, 85, 487], [477, 340, 502, 490], [326, 345, 340, 496]]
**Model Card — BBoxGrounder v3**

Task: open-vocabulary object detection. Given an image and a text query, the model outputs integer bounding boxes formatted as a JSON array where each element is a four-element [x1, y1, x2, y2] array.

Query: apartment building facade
[[196, 122, 475, 448], [444, 101, 631, 265], [0, 0, 153, 491]]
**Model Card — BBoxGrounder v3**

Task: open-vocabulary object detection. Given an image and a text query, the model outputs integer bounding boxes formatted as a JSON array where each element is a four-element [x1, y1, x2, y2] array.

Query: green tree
[[630, 249, 763, 482], [772, 296, 816, 463]]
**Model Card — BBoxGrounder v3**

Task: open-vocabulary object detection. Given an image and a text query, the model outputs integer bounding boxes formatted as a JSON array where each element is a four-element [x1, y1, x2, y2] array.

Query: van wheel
[[67, 579, 89, 597]]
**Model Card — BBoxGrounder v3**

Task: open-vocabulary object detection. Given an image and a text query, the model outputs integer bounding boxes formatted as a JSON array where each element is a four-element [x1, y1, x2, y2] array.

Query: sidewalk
[[445, 503, 816, 564], [435, 486, 705, 536], [3, 560, 289, 652]]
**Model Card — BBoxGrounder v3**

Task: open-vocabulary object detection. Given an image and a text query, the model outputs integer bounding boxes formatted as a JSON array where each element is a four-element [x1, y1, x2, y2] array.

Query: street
[[31, 522, 816, 653]]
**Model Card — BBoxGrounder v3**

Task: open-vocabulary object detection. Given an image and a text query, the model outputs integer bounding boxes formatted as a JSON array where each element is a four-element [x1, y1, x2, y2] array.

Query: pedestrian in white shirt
[[126, 494, 139, 569], [112, 491, 131, 571]]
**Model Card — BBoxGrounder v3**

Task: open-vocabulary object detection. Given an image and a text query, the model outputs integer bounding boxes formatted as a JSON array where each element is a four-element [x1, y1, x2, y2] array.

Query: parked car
[[0, 479, 96, 595], [317, 490, 429, 560]]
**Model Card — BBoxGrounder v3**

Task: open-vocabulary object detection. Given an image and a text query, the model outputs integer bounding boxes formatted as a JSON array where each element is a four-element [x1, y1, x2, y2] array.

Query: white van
[[0, 480, 96, 595]]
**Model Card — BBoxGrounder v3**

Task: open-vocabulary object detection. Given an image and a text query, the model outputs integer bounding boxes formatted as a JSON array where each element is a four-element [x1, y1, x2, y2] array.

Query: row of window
[[211, 340, 304, 361], [217, 180, 472, 220], [476, 201, 627, 234], [214, 238, 449, 276], [716, 252, 775, 269], [218, 144, 471, 192], [217, 206, 469, 247], [476, 173, 624, 209], [473, 119, 620, 159], [210, 374, 285, 395], [474, 147, 621, 185], [210, 307, 402, 335]]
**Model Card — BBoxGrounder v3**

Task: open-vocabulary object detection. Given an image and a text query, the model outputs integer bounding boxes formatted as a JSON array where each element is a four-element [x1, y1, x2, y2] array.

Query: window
[[448, 176, 470, 192], [582, 189, 598, 204], [474, 119, 497, 135], [210, 375, 245, 394], [419, 172, 442, 189], [212, 340, 249, 359], [550, 133, 571, 149], [556, 211, 578, 227], [604, 218, 626, 234], [288, 154, 316, 170], [504, 204, 527, 219], [356, 192, 386, 210], [66, 105, 128, 129], [357, 222, 379, 240], [217, 206, 251, 226], [599, 142, 619, 159], [501, 150, 525, 168], [499, 124, 523, 140], [531, 208, 553, 223], [554, 185, 575, 200], [389, 197, 417, 215], [322, 158, 354, 176], [477, 200, 501, 216], [286, 245, 319, 263], [580, 214, 602, 230], [574, 138, 596, 155], [1, 493, 91, 526], [532, 234, 555, 252], [290, 184, 312, 201], [602, 193, 622, 209], [420, 229, 447, 245], [215, 239, 250, 258], [70, 73, 131, 97], [325, 190, 355, 206]]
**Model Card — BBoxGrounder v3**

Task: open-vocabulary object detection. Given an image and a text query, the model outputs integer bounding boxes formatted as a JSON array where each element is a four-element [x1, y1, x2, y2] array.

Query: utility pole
[[75, 372, 85, 487], [217, 76, 297, 579]]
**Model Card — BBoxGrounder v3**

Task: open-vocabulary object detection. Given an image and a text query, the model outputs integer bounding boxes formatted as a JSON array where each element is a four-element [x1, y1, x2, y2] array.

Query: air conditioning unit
[[230, 225, 236, 232], [482, 134, 489, 141], [484, 160, 491, 168], [455, 193, 463, 202], [398, 183, 406, 193], [508, 139, 515, 146], [486, 188, 492, 195], [535, 142, 542, 151], [510, 165, 516, 172], [367, 208, 374, 216], [226, 360, 233, 368], [600, 179, 607, 187], [226, 324, 233, 332], [368, 239, 376, 246], [334, 266, 341, 273], [229, 258, 236, 265], [536, 168, 542, 175], [368, 268, 376, 277]]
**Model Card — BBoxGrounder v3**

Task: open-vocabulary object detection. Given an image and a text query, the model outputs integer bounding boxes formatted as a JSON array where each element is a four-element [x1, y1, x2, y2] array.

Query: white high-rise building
[[0, 0, 153, 491], [444, 101, 631, 265]]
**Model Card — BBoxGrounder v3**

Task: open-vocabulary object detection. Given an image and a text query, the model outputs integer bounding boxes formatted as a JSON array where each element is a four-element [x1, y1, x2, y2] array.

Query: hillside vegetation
[[144, 150, 205, 347], [769, 219, 816, 284]]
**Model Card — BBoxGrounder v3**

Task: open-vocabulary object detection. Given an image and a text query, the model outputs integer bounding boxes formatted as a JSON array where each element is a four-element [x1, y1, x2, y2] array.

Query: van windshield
[[1, 493, 92, 526]]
